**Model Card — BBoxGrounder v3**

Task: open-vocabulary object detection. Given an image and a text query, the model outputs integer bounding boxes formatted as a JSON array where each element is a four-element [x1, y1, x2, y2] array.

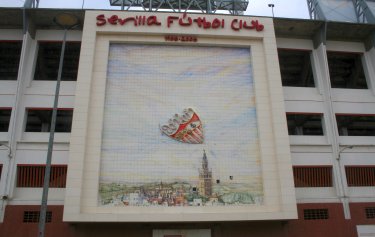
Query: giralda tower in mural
[[198, 150, 213, 197]]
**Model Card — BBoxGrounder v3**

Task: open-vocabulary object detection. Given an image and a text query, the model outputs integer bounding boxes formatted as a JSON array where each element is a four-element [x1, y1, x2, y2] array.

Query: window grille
[[303, 209, 329, 220], [345, 166, 375, 187], [23, 211, 52, 223], [17, 165, 67, 188], [293, 166, 332, 187]]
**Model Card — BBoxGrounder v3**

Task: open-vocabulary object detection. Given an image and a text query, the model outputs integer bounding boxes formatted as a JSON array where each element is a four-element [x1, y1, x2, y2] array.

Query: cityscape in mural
[[99, 44, 263, 207], [99, 150, 263, 206]]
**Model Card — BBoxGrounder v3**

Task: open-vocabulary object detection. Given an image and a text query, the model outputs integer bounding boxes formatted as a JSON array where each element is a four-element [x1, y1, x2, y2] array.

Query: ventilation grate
[[365, 207, 375, 219], [17, 165, 67, 188], [293, 166, 332, 187], [345, 166, 375, 186], [23, 211, 52, 223], [303, 209, 329, 220]]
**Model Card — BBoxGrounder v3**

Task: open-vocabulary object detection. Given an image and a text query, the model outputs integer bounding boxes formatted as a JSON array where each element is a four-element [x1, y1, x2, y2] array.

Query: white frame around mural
[[64, 11, 297, 222]]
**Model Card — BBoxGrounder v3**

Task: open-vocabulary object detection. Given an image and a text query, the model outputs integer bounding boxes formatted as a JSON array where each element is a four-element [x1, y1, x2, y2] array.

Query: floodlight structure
[[23, 0, 39, 8], [268, 3, 275, 17], [109, 0, 249, 15], [307, 0, 375, 23], [352, 0, 375, 23], [307, 0, 325, 20]]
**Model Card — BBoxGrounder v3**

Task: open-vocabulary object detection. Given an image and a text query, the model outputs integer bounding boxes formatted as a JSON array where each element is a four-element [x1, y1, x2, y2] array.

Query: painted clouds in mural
[[99, 44, 263, 207]]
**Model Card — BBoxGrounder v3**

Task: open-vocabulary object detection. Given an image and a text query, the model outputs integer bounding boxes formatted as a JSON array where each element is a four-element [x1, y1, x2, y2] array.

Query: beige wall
[[64, 10, 296, 222]]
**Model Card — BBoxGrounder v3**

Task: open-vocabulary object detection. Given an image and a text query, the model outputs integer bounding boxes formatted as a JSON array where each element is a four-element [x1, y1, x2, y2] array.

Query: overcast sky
[[0, 0, 310, 19]]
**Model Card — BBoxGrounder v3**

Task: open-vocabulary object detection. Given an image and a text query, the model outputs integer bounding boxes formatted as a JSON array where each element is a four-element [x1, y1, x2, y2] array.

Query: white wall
[[278, 38, 375, 206], [0, 29, 81, 212]]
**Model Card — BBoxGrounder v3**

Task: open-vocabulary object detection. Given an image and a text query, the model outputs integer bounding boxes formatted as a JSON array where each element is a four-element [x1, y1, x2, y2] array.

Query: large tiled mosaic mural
[[99, 44, 263, 207]]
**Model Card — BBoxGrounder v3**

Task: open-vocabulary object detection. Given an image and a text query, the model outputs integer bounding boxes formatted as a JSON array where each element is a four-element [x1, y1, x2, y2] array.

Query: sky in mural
[[100, 44, 261, 189]]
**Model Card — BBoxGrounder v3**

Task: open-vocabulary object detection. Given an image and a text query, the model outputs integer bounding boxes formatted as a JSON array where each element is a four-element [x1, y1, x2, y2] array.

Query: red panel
[[286, 112, 323, 115], [0, 205, 75, 237], [25, 107, 73, 111], [350, 203, 375, 223], [287, 203, 349, 237], [0, 203, 374, 237], [336, 113, 375, 117]]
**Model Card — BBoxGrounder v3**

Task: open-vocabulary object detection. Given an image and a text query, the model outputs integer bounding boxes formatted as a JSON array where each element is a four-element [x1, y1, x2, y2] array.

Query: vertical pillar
[[312, 22, 351, 219]]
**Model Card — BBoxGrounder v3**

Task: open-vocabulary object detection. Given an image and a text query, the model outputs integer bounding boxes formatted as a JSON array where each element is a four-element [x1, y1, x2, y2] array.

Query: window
[[327, 52, 367, 89], [293, 166, 332, 187], [0, 41, 22, 80], [365, 207, 375, 219], [25, 108, 73, 132], [34, 42, 80, 81], [303, 209, 329, 220], [345, 166, 375, 187], [286, 113, 324, 135], [0, 108, 12, 132], [278, 49, 315, 87], [17, 165, 67, 188], [23, 211, 52, 223], [336, 114, 375, 136]]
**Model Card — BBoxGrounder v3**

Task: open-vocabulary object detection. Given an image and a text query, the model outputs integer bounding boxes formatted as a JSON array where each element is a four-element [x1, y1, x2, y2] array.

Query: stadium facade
[[0, 1, 375, 236]]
